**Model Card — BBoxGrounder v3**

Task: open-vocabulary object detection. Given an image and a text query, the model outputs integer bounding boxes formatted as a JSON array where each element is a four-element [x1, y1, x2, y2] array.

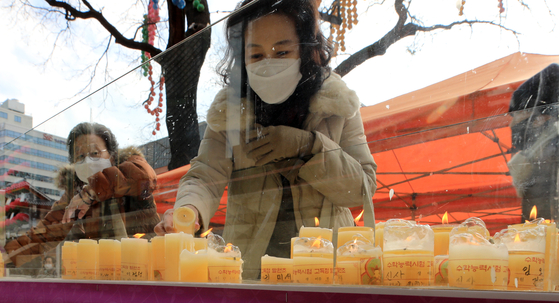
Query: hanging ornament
[[497, 0, 505, 14], [327, 0, 359, 57], [457, 0, 466, 16], [141, 0, 164, 135]]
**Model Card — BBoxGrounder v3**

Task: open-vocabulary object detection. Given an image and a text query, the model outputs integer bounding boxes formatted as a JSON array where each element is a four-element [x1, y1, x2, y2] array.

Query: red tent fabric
[[153, 52, 559, 235]]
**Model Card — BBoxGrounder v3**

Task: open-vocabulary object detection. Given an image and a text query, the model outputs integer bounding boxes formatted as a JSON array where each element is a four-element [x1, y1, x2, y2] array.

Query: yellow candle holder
[[495, 227, 546, 291], [382, 220, 434, 287], [335, 240, 382, 285], [261, 255, 293, 284]]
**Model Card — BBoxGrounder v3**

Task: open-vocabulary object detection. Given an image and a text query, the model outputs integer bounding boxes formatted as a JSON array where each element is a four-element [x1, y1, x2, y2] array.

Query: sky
[[0, 0, 558, 147]]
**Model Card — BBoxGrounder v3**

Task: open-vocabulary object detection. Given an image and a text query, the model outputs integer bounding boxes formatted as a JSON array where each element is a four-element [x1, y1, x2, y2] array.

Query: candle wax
[[193, 238, 208, 252], [432, 225, 457, 256], [293, 256, 334, 284], [337, 226, 374, 249], [173, 207, 196, 235], [336, 249, 382, 285], [374, 223, 385, 250], [76, 239, 98, 280], [509, 222, 557, 291], [180, 250, 208, 283], [121, 238, 149, 281], [151, 236, 165, 281], [207, 250, 243, 283], [114, 241, 121, 280], [98, 239, 118, 280], [299, 227, 333, 242], [61, 241, 77, 279], [448, 243, 508, 290], [383, 250, 433, 286], [507, 251, 545, 290], [261, 256, 293, 283]]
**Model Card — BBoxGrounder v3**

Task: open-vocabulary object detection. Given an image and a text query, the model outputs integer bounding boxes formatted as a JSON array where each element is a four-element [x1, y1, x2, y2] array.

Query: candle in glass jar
[[496, 227, 546, 290], [121, 238, 149, 281], [151, 236, 165, 281], [173, 206, 196, 235], [509, 219, 557, 291], [448, 235, 509, 290], [76, 239, 98, 280], [292, 237, 334, 284], [61, 241, 77, 279], [180, 249, 208, 282], [432, 225, 458, 256], [337, 226, 374, 249], [383, 220, 434, 286], [207, 244, 243, 283], [261, 255, 292, 284], [299, 226, 333, 242], [98, 239, 118, 280], [335, 240, 382, 285]]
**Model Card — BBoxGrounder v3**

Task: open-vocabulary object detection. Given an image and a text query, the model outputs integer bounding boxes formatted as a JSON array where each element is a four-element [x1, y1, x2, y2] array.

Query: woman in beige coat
[[155, 0, 377, 280]]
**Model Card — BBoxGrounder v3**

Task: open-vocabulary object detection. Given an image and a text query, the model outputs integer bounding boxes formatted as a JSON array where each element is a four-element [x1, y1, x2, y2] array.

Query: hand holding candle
[[173, 206, 197, 235]]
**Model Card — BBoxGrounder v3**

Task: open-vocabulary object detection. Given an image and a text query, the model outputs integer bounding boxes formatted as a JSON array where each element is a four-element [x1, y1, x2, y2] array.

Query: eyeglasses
[[74, 149, 108, 164]]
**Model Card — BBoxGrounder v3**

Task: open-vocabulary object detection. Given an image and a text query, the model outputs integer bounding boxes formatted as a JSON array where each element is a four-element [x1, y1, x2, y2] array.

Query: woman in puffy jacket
[[155, 0, 377, 280], [5, 122, 159, 268]]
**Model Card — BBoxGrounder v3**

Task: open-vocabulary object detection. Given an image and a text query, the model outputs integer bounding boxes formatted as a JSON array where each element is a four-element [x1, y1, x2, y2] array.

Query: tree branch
[[334, 11, 519, 78], [44, 0, 162, 57]]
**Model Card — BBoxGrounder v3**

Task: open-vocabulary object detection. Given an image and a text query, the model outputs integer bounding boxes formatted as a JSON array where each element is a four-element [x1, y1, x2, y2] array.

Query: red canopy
[[153, 52, 559, 234]]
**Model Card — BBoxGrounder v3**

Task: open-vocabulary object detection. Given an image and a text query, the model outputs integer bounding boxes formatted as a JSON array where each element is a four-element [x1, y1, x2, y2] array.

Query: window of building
[[14, 115, 22, 123], [0, 111, 7, 119]]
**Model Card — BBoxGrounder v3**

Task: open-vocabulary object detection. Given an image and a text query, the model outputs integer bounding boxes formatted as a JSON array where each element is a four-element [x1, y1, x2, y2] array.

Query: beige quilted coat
[[176, 73, 377, 279]]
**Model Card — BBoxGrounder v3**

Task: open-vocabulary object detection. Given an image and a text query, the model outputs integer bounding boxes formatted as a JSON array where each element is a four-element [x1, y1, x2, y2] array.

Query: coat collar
[[206, 72, 360, 132]]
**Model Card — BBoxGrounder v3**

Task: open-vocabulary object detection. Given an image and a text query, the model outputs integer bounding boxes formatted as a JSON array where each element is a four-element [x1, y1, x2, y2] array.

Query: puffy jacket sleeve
[[87, 155, 157, 205], [298, 110, 377, 208], [175, 127, 233, 230], [4, 193, 73, 264]]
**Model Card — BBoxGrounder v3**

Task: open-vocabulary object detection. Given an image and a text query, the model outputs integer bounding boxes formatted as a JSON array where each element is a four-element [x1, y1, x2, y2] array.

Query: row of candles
[[61, 207, 243, 282], [261, 208, 559, 291], [58, 205, 559, 291]]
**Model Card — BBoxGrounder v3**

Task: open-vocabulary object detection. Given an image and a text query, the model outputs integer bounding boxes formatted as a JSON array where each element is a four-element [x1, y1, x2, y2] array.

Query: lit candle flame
[[530, 206, 537, 221], [544, 219, 551, 224], [224, 243, 233, 253], [133, 233, 145, 239], [354, 210, 364, 225], [311, 236, 322, 248], [200, 228, 213, 237], [314, 217, 319, 227], [441, 211, 449, 224], [514, 233, 521, 243]]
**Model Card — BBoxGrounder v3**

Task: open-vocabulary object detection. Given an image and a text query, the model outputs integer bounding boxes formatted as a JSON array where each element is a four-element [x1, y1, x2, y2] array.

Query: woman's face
[[244, 13, 300, 65], [73, 134, 111, 164]]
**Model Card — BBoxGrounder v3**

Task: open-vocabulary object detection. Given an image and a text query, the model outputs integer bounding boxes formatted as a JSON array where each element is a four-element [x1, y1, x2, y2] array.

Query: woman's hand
[[61, 190, 93, 223], [244, 125, 315, 166], [154, 205, 200, 236]]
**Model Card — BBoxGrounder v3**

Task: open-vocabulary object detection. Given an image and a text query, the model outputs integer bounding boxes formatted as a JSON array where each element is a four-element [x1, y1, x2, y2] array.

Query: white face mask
[[246, 58, 302, 104], [44, 263, 53, 270], [74, 157, 112, 184]]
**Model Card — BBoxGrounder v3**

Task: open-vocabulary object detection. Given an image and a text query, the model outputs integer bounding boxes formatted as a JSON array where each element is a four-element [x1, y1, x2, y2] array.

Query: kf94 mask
[[246, 58, 302, 104]]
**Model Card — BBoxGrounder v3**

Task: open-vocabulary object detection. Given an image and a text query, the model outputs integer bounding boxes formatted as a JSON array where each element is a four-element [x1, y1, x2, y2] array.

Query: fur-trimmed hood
[[55, 146, 146, 191], [206, 73, 360, 132]]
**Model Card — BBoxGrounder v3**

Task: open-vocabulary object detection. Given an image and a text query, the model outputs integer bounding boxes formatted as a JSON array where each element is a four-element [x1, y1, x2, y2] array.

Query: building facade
[[0, 99, 68, 201]]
